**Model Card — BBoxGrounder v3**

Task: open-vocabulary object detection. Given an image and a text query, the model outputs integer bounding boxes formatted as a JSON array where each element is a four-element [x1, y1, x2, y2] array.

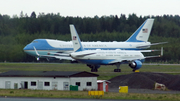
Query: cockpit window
[[32, 41, 38, 43]]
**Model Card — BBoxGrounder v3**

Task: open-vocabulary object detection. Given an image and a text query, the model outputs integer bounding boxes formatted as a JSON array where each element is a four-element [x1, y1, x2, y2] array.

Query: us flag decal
[[73, 36, 76, 40], [142, 29, 148, 33]]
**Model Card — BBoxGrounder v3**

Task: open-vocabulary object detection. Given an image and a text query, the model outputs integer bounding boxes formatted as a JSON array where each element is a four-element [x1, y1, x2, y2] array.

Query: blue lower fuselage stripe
[[76, 59, 115, 65]]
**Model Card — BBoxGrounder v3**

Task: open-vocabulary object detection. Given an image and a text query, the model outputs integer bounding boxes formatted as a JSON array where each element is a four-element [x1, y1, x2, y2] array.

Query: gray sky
[[0, 0, 179, 18]]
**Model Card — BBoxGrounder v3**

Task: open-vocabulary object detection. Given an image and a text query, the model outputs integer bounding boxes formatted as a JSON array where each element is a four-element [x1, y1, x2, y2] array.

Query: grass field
[[0, 89, 180, 100], [0, 63, 180, 100], [0, 63, 180, 80]]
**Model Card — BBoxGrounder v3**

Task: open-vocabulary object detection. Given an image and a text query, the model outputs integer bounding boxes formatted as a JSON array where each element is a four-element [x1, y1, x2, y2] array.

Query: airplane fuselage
[[23, 39, 151, 57], [70, 49, 144, 65]]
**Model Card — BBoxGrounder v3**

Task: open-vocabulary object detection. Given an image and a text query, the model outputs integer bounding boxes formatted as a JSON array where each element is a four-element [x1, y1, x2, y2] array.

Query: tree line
[[0, 11, 180, 63]]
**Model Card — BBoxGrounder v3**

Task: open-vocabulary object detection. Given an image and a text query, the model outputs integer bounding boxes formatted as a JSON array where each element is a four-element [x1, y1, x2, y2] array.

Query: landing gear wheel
[[91, 68, 98, 72], [114, 69, 121, 72], [132, 70, 136, 72]]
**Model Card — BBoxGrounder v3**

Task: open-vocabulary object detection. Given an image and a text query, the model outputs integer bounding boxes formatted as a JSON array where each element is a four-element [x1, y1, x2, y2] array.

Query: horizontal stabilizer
[[138, 49, 158, 52], [145, 55, 161, 58], [136, 42, 167, 48]]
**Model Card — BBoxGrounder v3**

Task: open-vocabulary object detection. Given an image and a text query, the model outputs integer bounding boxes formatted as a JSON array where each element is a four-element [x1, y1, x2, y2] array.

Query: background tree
[[0, 12, 179, 63]]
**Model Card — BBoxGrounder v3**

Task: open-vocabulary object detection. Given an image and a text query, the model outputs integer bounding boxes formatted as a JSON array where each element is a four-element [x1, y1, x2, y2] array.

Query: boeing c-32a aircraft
[[24, 18, 165, 61], [68, 25, 163, 72]]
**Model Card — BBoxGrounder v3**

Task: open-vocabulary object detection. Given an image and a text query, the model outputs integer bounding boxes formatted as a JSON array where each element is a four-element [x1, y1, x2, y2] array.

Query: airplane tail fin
[[70, 24, 84, 52], [126, 19, 154, 42]]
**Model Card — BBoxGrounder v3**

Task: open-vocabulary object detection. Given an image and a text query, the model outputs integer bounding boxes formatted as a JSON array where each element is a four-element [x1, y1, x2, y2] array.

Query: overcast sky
[[0, 0, 179, 18]]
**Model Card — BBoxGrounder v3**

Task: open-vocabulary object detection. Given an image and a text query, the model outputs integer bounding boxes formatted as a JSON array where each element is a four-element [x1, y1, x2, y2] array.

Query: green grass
[[0, 89, 180, 100], [0, 63, 180, 80], [0, 63, 180, 100]]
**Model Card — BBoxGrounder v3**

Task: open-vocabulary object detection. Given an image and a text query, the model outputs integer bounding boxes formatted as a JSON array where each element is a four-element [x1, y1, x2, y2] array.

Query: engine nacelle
[[129, 60, 142, 70]]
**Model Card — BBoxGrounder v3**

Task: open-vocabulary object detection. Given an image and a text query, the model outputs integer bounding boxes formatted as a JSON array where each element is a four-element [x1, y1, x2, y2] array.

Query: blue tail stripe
[[75, 31, 85, 52]]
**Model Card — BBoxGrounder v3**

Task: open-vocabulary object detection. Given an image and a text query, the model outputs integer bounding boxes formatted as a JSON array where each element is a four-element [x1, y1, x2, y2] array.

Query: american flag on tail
[[73, 36, 76, 40], [142, 28, 148, 33]]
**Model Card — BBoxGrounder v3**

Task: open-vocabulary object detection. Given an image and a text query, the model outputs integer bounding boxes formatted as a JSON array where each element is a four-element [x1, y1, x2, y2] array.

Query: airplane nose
[[23, 46, 27, 51], [23, 45, 29, 51], [23, 44, 32, 51], [23, 44, 36, 56]]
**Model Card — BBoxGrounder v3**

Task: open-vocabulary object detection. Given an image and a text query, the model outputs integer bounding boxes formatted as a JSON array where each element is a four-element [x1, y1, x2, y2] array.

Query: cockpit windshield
[[32, 41, 38, 43]]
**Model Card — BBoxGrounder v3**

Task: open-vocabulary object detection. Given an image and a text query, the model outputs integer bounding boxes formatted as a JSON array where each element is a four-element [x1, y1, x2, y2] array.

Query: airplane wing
[[108, 57, 145, 64], [33, 47, 75, 61], [75, 53, 96, 57], [46, 52, 71, 56], [136, 42, 167, 48], [144, 47, 163, 58]]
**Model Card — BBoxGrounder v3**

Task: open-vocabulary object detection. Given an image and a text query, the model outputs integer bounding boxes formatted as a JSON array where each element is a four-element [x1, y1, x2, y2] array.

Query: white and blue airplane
[[24, 19, 165, 61], [69, 25, 163, 72], [34, 25, 163, 72]]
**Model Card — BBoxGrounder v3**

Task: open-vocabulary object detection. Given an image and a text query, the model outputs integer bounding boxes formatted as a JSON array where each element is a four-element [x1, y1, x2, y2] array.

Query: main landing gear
[[91, 68, 98, 72], [114, 69, 121, 72], [114, 63, 121, 72], [87, 64, 100, 72]]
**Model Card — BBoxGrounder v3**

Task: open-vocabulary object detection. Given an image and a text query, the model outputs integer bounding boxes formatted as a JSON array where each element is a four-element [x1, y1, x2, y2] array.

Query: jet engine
[[129, 60, 142, 70]]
